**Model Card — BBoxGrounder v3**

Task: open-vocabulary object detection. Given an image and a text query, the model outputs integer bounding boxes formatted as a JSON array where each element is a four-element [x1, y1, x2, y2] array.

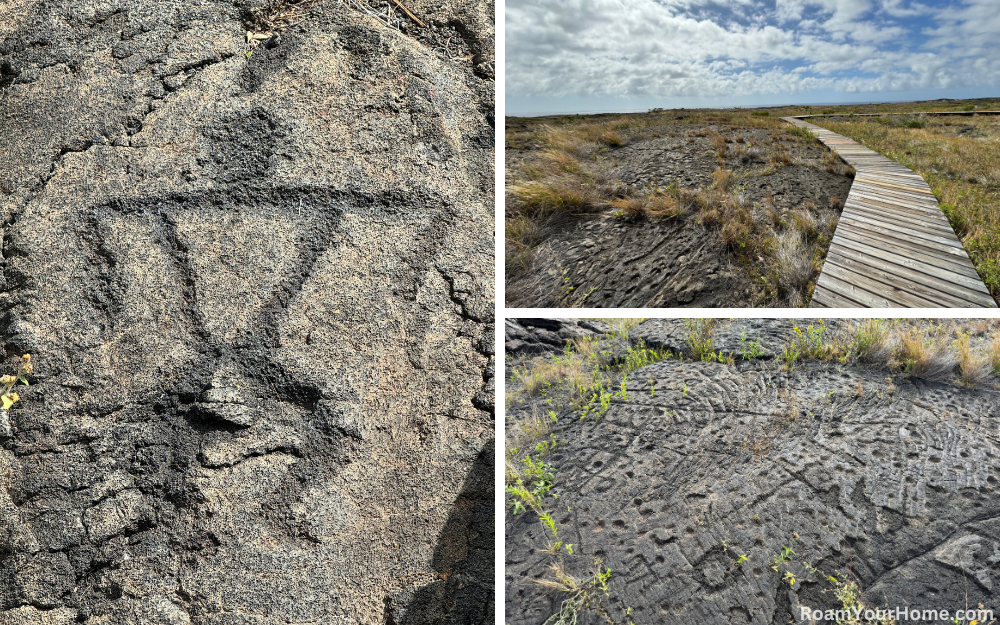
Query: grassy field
[[505, 110, 853, 306], [506, 97, 1000, 305]]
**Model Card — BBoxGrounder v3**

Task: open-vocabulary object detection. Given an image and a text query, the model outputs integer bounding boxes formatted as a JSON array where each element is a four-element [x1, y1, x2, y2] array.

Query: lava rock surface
[[0, 1, 494, 623], [506, 322, 1000, 625]]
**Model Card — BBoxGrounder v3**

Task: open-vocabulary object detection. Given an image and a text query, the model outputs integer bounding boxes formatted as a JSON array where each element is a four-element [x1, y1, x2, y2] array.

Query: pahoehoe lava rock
[[506, 352, 1000, 624], [0, 1, 493, 623]]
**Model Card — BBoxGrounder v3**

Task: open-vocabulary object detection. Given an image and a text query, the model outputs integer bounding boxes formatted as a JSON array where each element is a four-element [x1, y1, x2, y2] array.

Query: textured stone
[[506, 322, 1000, 625], [0, 0, 494, 622]]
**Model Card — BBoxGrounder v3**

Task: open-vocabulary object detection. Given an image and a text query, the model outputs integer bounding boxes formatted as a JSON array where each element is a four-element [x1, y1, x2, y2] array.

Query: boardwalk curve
[[781, 117, 997, 308]]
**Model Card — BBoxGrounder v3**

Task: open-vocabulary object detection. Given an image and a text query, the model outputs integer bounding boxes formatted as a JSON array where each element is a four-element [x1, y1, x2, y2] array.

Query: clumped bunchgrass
[[821, 115, 1000, 302], [773, 230, 814, 306], [771, 319, 1000, 387], [685, 319, 717, 361], [853, 319, 894, 363], [955, 332, 992, 387]]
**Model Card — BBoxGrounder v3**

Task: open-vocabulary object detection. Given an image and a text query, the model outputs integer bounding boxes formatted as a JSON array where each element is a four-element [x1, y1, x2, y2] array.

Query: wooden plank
[[824, 252, 985, 308], [857, 169, 927, 180], [830, 235, 994, 300], [850, 178, 938, 198], [843, 203, 954, 235], [856, 174, 929, 187], [845, 199, 946, 226], [834, 228, 979, 282], [810, 283, 867, 308], [848, 189, 941, 212], [838, 215, 966, 255], [840, 214, 959, 250], [813, 271, 905, 307], [857, 168, 925, 178], [834, 228, 982, 281], [845, 193, 945, 218], [850, 182, 938, 204], [820, 259, 947, 307], [843, 202, 958, 236]]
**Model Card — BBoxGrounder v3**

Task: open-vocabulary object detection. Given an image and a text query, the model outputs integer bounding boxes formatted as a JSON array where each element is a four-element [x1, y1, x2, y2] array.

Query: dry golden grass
[[710, 167, 736, 192], [769, 148, 792, 167], [505, 109, 849, 305], [897, 328, 932, 375], [510, 181, 592, 217], [955, 332, 992, 387], [821, 116, 1000, 300]]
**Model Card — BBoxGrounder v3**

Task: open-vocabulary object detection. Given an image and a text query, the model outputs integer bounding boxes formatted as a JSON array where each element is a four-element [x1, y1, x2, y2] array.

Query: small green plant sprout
[[539, 510, 558, 538], [769, 546, 795, 571], [577, 285, 598, 306], [739, 331, 765, 360], [548, 410, 558, 423], [1, 354, 31, 410], [780, 343, 801, 371], [783, 570, 796, 587], [735, 553, 749, 566], [534, 434, 559, 457]]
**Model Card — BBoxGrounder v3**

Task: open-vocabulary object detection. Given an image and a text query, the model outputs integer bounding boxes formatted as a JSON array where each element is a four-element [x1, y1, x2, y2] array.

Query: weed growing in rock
[[792, 321, 827, 359], [739, 331, 765, 360], [536, 560, 614, 625], [1, 354, 31, 411], [780, 343, 801, 371], [827, 572, 897, 625], [505, 456, 555, 516], [685, 319, 717, 360], [769, 545, 795, 571]]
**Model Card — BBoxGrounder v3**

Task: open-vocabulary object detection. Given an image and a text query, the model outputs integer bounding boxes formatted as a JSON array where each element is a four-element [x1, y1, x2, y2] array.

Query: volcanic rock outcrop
[[0, 0, 494, 623], [506, 321, 1000, 624]]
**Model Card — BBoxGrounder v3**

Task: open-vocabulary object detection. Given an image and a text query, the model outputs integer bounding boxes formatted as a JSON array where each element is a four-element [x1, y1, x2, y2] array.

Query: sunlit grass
[[820, 116, 1000, 301], [505, 109, 847, 306]]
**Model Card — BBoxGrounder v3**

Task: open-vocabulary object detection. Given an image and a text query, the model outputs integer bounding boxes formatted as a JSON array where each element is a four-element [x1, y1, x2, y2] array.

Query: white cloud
[[505, 0, 1000, 100]]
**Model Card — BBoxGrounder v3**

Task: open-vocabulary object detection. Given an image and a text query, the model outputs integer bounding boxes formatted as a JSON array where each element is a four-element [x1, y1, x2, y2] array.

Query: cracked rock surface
[[0, 0, 494, 623], [506, 322, 1000, 625]]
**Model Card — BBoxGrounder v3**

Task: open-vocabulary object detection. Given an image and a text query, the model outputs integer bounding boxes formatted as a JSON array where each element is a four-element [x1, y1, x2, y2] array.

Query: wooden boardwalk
[[781, 117, 997, 308]]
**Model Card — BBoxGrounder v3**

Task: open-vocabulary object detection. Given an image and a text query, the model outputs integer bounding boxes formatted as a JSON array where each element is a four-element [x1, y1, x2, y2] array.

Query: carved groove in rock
[[0, 0, 494, 623]]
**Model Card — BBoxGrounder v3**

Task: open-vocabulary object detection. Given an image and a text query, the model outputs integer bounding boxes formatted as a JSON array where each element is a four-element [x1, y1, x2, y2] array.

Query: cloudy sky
[[505, 0, 1000, 115]]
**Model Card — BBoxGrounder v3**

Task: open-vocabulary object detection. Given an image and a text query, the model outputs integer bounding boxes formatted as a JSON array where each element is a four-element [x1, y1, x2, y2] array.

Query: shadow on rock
[[387, 440, 494, 624]]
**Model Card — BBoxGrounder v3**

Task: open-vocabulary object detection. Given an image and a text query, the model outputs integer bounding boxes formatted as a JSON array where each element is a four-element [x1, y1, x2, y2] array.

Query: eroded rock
[[0, 0, 494, 622], [506, 325, 1000, 625]]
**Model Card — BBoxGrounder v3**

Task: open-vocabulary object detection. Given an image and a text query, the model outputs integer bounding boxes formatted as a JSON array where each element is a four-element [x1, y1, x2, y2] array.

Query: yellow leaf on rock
[[2, 396, 12, 410]]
